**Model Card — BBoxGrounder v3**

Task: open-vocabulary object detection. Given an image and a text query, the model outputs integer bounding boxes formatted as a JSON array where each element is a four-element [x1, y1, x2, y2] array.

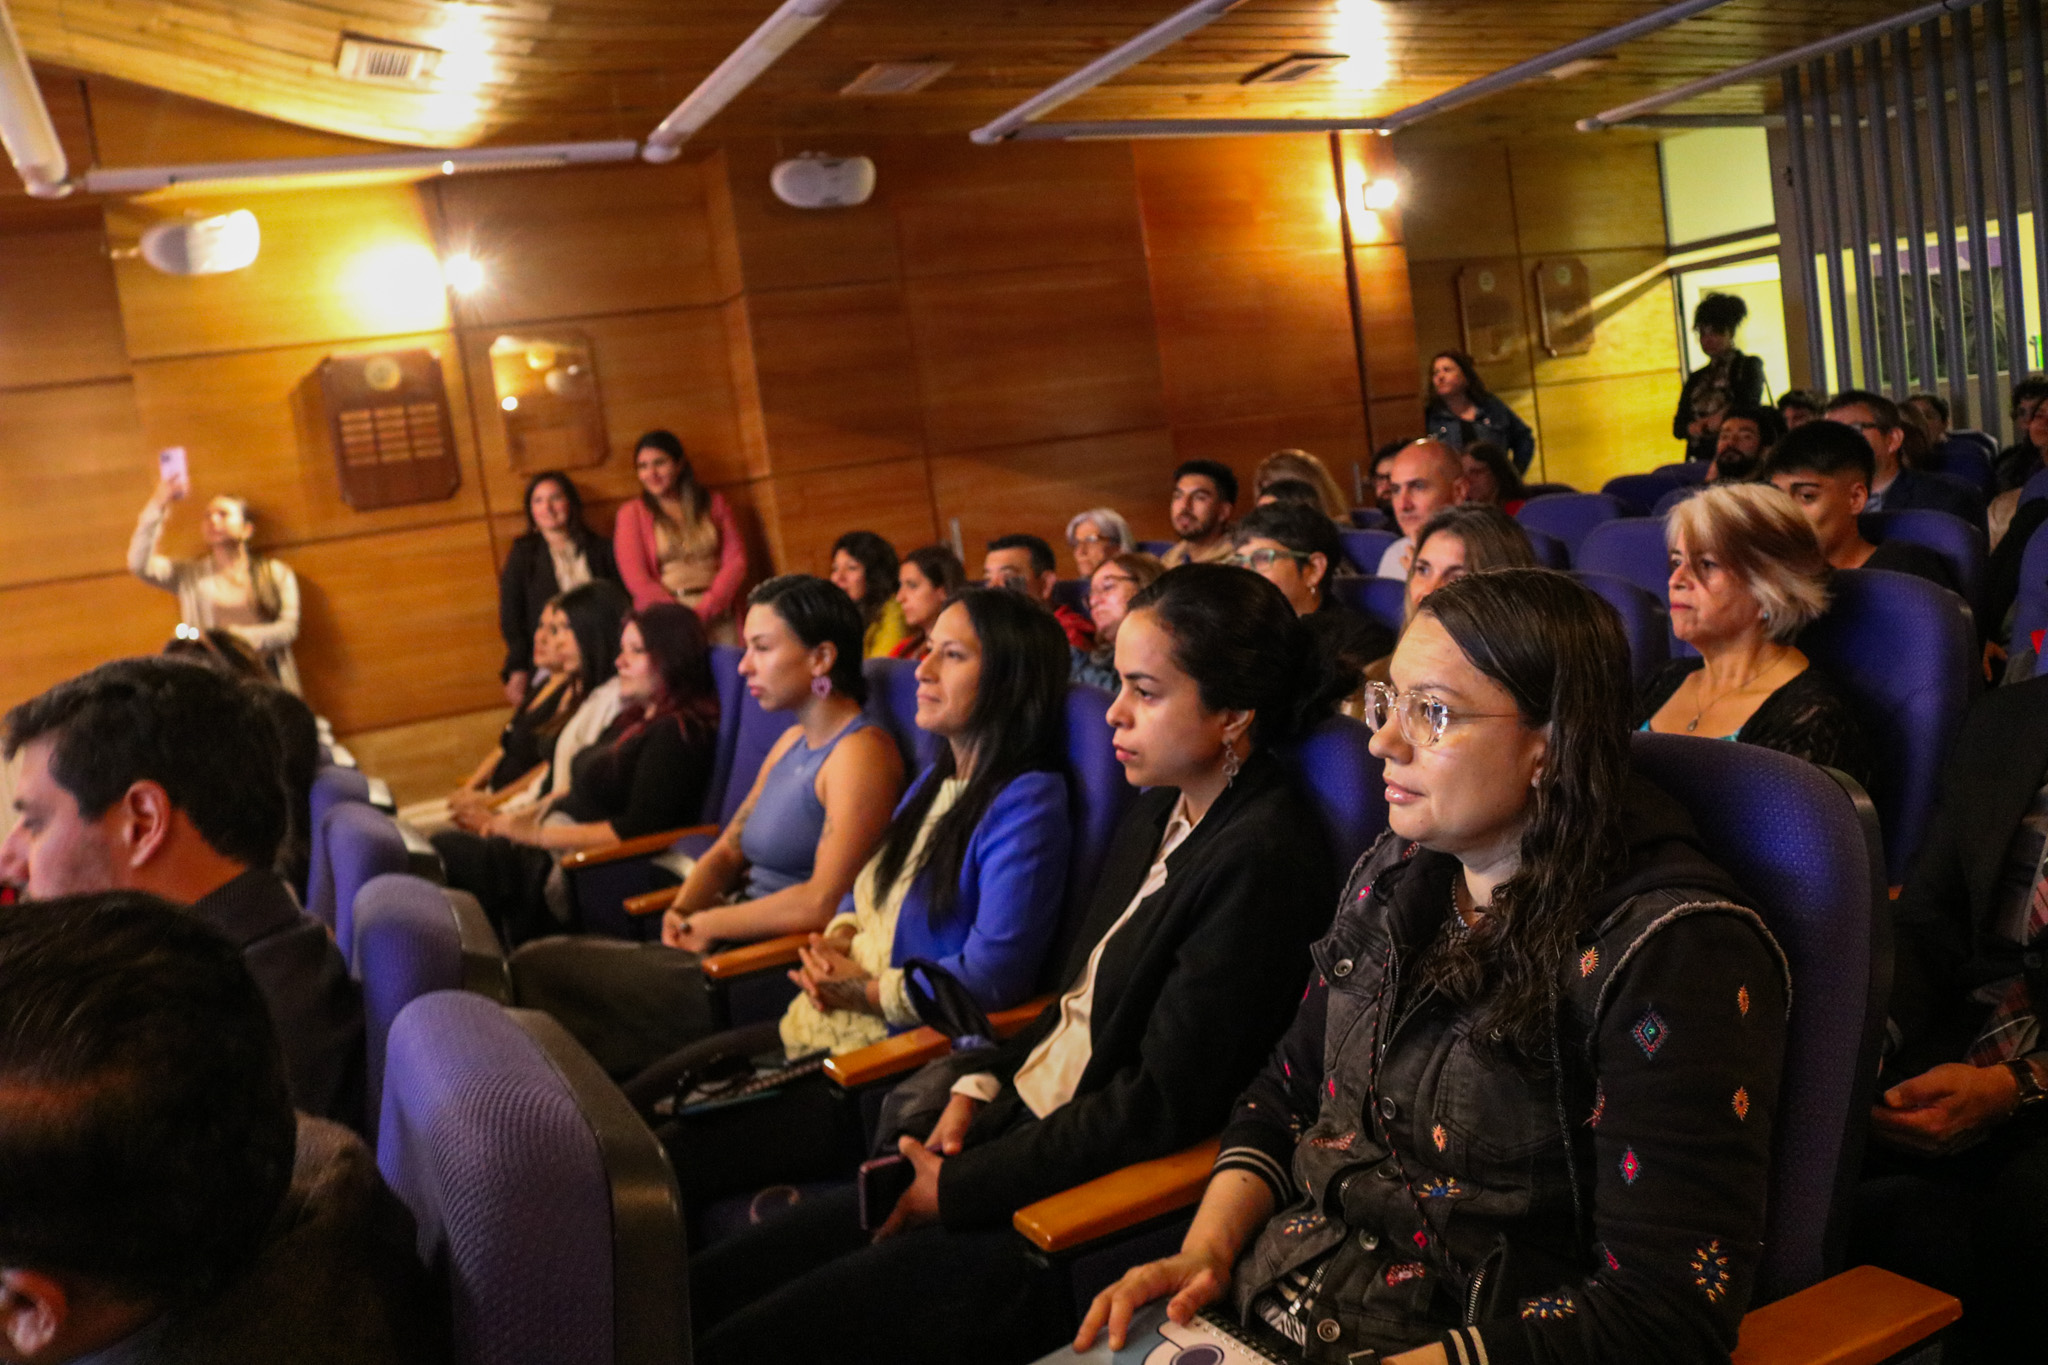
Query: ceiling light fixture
[[0, 0, 68, 197], [642, 0, 847, 162], [80, 140, 639, 194]]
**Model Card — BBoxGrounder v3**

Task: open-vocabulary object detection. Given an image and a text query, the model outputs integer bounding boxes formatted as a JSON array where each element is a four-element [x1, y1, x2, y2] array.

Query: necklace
[[1685, 651, 1783, 734], [1447, 878, 1479, 939]]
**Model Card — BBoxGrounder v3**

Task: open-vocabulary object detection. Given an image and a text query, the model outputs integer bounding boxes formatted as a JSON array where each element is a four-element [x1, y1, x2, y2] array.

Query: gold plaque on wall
[[1535, 258, 1595, 357], [1455, 261, 1523, 365], [317, 347, 462, 510], [489, 332, 608, 473]]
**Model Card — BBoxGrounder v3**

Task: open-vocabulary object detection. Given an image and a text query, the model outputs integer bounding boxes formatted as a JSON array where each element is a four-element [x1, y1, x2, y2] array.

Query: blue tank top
[[738, 713, 877, 899]]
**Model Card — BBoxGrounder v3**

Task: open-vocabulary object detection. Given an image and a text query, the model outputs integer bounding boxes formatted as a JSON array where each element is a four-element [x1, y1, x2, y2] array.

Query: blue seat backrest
[[1600, 473, 1681, 518], [2021, 466, 2048, 508], [698, 644, 747, 825], [1514, 492, 1628, 556], [1274, 714, 1386, 874], [862, 657, 945, 775], [1651, 485, 1700, 516], [1858, 508, 1986, 611], [1935, 440, 1996, 496], [1798, 567, 1976, 885], [1575, 516, 1671, 605], [307, 764, 373, 928], [717, 677, 795, 830], [1655, 460, 1710, 485], [325, 801, 412, 965], [1348, 507, 1390, 531], [1044, 684, 1140, 986], [1050, 579, 1089, 615], [1520, 525, 1570, 570], [1631, 733, 1889, 1301], [1338, 528, 1400, 575], [1137, 539, 1174, 558], [2008, 517, 2048, 655], [1572, 571, 1672, 691], [1329, 575, 1407, 636], [379, 993, 688, 1365], [353, 873, 507, 1124]]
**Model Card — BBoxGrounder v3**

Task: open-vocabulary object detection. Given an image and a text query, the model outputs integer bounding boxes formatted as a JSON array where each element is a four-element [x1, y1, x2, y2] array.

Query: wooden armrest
[[623, 888, 677, 917], [1732, 1265, 1957, 1365], [1012, 1137, 1222, 1253], [700, 933, 811, 981], [824, 997, 1051, 1089], [560, 824, 716, 870]]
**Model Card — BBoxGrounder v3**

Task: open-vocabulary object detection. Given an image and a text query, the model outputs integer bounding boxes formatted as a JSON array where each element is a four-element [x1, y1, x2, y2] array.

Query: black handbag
[[900, 958, 998, 1050]]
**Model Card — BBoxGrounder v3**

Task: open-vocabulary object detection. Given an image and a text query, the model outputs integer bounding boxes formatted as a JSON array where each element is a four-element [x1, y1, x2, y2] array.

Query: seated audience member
[[1763, 420, 1960, 593], [1992, 376, 2048, 492], [1857, 672, 2048, 1358], [1161, 461, 1239, 568], [1071, 551, 1164, 692], [1065, 509, 1135, 580], [1080, 569, 1788, 1365], [624, 588, 1075, 1209], [1826, 390, 1983, 526], [0, 657, 364, 1129], [0, 894, 438, 1365], [1231, 503, 1392, 713], [615, 430, 748, 641], [1639, 483, 1871, 784], [497, 471, 620, 706], [1707, 403, 1786, 483], [1254, 448, 1351, 519], [1377, 440, 1469, 580], [892, 544, 968, 662], [1456, 439, 1527, 512], [1254, 477, 1328, 512], [509, 576, 906, 1078], [830, 530, 909, 659], [1426, 349, 1536, 472], [1779, 389, 1824, 430], [1676, 293, 1767, 463], [1363, 503, 1541, 684], [1905, 391, 1999, 478], [1369, 440, 1405, 508], [434, 603, 720, 947], [129, 476, 304, 693], [691, 565, 1343, 1364], [1986, 395, 2048, 550], [985, 533, 1094, 650]]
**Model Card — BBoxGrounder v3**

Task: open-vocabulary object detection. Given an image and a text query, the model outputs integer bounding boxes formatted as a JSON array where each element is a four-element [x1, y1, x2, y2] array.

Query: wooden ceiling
[[8, 0, 1995, 156]]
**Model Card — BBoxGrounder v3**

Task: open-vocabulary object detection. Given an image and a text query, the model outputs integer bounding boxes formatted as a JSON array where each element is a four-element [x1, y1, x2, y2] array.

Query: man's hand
[[925, 1092, 982, 1156], [872, 1135, 942, 1241], [1871, 1062, 2019, 1154]]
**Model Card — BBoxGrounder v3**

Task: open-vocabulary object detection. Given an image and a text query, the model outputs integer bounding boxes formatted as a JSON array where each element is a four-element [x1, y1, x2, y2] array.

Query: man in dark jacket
[[1858, 674, 2048, 1358], [1826, 390, 1984, 529], [0, 657, 366, 1131]]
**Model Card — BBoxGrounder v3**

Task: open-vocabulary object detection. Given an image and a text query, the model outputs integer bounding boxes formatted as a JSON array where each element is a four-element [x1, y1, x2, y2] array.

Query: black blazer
[[934, 751, 1341, 1229], [497, 531, 621, 681], [1891, 674, 2048, 1075]]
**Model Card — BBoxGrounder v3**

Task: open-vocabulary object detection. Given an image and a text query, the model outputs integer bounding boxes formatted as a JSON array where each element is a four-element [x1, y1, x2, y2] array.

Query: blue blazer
[[840, 767, 1072, 1024]]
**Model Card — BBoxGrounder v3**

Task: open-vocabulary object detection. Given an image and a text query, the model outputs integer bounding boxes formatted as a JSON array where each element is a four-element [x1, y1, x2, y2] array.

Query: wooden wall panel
[[288, 521, 503, 733], [130, 331, 486, 551], [1134, 136, 1344, 259], [1524, 248, 1682, 387], [747, 282, 926, 476], [1170, 404, 1371, 513], [1368, 397, 1427, 449], [1509, 140, 1668, 256], [718, 139, 902, 293], [908, 259, 1164, 455], [1407, 257, 1535, 393], [930, 428, 1178, 572], [1520, 374, 1672, 492], [1355, 243, 1421, 405], [110, 183, 450, 360], [759, 458, 938, 578], [0, 380, 148, 587], [894, 139, 1145, 278], [0, 226, 129, 389], [1150, 246, 1357, 427], [438, 160, 737, 328], [0, 573, 178, 714], [1397, 141, 1516, 264]]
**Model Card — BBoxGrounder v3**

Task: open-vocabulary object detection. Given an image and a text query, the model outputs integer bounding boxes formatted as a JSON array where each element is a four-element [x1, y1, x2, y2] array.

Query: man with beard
[[1159, 461, 1238, 569]]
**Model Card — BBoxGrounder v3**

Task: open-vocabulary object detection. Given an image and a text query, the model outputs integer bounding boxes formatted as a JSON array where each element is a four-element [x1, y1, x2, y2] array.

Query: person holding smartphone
[[129, 453, 306, 694]]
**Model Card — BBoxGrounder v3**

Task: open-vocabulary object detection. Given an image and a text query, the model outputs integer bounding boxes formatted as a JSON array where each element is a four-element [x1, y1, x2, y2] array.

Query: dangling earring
[[812, 676, 832, 699], [1220, 736, 1242, 786]]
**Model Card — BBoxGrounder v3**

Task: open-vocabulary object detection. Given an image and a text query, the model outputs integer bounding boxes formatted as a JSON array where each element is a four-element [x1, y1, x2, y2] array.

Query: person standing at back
[[1675, 293, 1767, 463], [613, 429, 749, 643], [497, 470, 620, 706], [130, 475, 304, 694], [1423, 350, 1535, 473], [1160, 461, 1239, 568]]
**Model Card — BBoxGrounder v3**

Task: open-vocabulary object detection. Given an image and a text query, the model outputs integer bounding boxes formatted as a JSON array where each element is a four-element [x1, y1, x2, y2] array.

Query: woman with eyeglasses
[[1081, 568, 1790, 1365], [1071, 551, 1164, 690], [1065, 508, 1137, 580], [1232, 502, 1393, 718]]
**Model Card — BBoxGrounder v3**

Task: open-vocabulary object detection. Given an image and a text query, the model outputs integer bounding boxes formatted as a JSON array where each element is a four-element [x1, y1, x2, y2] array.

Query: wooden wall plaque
[[317, 347, 462, 509], [1535, 258, 1595, 357], [1456, 261, 1522, 365], [487, 332, 608, 473]]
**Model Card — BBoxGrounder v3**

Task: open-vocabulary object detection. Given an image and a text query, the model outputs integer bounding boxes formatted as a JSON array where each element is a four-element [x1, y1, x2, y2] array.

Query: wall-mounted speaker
[[770, 153, 876, 208]]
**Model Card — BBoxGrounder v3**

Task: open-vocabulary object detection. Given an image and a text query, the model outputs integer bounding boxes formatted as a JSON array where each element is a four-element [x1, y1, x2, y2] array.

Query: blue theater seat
[[323, 801, 411, 966], [352, 873, 506, 1123], [1575, 516, 1673, 605], [1515, 492, 1630, 556], [1859, 508, 1985, 611], [1338, 528, 1400, 575], [1572, 571, 1671, 691]]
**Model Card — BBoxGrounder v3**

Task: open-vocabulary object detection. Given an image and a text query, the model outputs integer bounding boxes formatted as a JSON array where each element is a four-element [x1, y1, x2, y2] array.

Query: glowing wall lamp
[[441, 253, 485, 293]]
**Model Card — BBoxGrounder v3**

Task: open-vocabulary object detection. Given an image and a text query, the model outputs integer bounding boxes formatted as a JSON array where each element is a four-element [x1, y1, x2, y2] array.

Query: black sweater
[[1637, 659, 1872, 790], [933, 751, 1341, 1230], [497, 531, 621, 681]]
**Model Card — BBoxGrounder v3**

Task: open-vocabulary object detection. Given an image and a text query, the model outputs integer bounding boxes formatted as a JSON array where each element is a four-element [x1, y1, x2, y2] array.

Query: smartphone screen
[[856, 1154, 914, 1231], [157, 446, 189, 484]]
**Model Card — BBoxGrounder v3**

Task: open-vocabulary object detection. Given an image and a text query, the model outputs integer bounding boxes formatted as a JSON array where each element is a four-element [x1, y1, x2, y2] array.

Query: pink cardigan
[[613, 493, 749, 620]]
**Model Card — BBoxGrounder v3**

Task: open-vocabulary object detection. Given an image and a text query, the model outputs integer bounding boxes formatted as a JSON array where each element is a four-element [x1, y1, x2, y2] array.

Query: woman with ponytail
[[130, 477, 304, 693], [690, 564, 1344, 1365]]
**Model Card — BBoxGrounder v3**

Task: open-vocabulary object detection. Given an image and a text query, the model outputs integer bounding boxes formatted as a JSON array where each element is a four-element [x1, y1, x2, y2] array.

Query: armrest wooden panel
[[1732, 1265, 1959, 1365], [1012, 1137, 1222, 1254], [823, 998, 1051, 1089], [560, 824, 716, 870], [700, 933, 809, 981], [623, 888, 676, 917]]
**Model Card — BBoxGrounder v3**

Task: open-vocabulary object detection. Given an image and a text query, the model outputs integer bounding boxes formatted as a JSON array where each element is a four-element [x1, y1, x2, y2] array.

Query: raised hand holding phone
[[154, 446, 191, 503]]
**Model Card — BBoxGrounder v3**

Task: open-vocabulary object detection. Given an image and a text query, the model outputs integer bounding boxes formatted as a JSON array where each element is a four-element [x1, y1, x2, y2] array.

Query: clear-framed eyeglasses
[[1361, 681, 1519, 747], [1228, 547, 1312, 573]]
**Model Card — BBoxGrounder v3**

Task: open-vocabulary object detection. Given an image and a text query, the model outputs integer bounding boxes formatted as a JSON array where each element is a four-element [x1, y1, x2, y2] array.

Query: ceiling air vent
[[840, 61, 953, 96], [1241, 52, 1349, 86], [336, 35, 441, 84]]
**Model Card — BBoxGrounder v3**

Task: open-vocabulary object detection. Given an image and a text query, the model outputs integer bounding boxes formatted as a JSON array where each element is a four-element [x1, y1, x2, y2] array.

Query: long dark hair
[[554, 579, 631, 695], [634, 429, 707, 530], [1425, 349, 1493, 418], [1460, 440, 1527, 502], [902, 544, 966, 598], [748, 574, 868, 704], [1129, 563, 1328, 748], [1414, 569, 1632, 1057], [832, 530, 900, 624], [215, 496, 283, 620], [870, 587, 1069, 927], [616, 602, 719, 748], [521, 470, 596, 546]]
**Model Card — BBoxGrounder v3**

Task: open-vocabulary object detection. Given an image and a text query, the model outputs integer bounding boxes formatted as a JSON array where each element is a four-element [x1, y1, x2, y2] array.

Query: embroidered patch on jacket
[[1519, 1294, 1576, 1321], [1737, 984, 1751, 1017], [1415, 1176, 1466, 1199], [1631, 1008, 1669, 1059], [1579, 946, 1600, 977], [1598, 1244, 1621, 1272], [1310, 1130, 1358, 1152], [1328, 1077, 1338, 1099], [1411, 1228, 1430, 1250], [1732, 1086, 1750, 1121], [1384, 1262, 1428, 1287], [1619, 1147, 1641, 1184], [1281, 1212, 1327, 1238], [1690, 1240, 1731, 1301], [1588, 1084, 1606, 1128], [1431, 1123, 1449, 1151]]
